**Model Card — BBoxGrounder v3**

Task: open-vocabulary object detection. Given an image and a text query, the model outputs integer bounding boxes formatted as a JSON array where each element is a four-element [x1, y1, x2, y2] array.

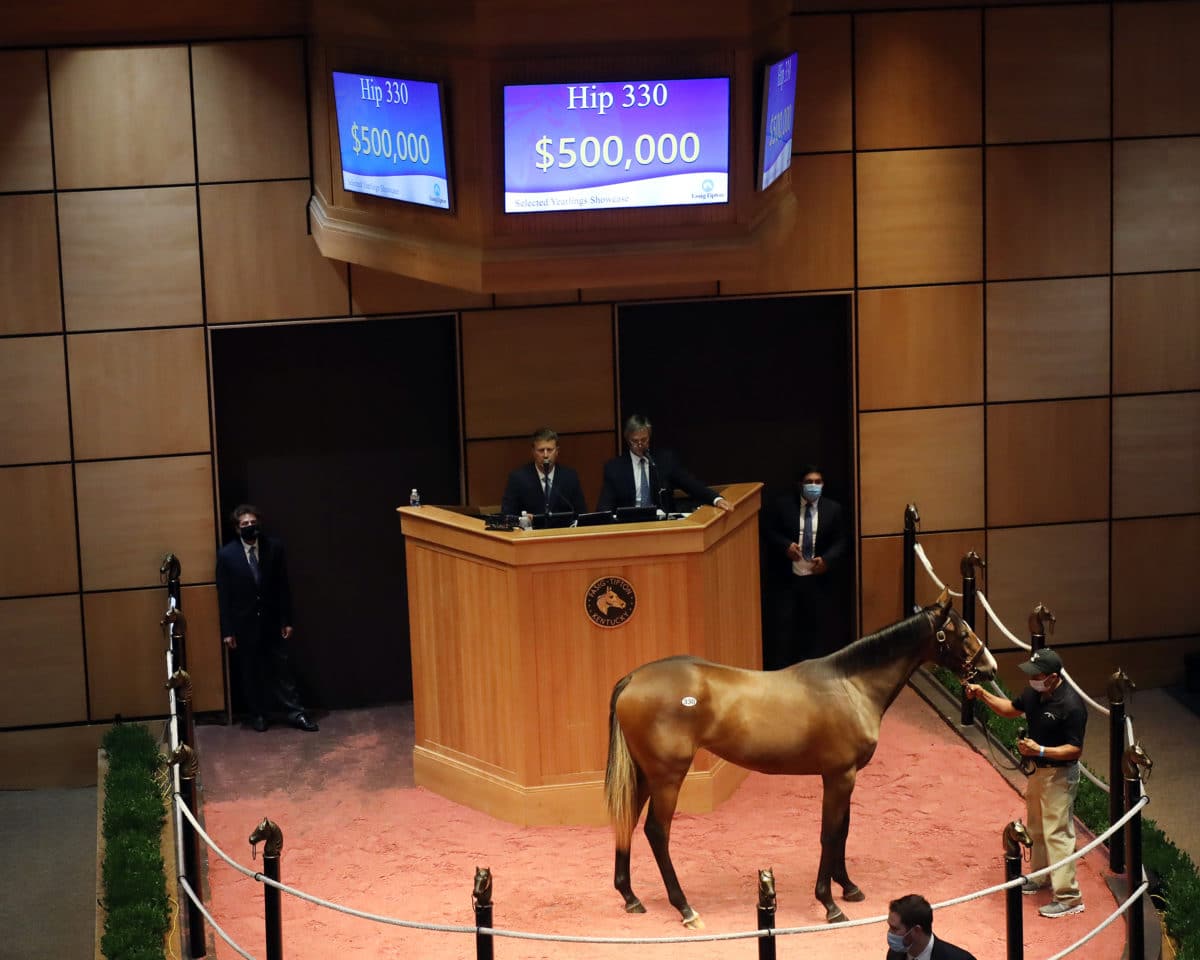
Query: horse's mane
[[825, 610, 929, 676]]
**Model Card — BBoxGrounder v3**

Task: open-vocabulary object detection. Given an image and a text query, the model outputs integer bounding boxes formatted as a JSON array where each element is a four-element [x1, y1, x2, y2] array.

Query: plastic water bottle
[[519, 511, 531, 530], [409, 488, 421, 508]]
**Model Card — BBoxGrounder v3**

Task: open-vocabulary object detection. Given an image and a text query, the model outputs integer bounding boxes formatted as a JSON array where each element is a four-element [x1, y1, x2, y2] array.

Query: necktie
[[247, 545, 261, 583], [801, 504, 815, 560], [542, 473, 551, 512], [638, 458, 650, 507]]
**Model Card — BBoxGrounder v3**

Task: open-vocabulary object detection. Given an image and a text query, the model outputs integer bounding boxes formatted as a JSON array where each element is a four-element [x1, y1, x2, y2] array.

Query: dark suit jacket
[[764, 493, 848, 582], [500, 463, 588, 516], [596, 450, 719, 512], [215, 535, 293, 642], [886, 935, 977, 960]]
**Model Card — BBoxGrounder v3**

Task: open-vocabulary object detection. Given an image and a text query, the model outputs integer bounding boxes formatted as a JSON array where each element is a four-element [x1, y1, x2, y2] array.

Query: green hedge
[[932, 667, 1199, 960], [100, 724, 169, 960]]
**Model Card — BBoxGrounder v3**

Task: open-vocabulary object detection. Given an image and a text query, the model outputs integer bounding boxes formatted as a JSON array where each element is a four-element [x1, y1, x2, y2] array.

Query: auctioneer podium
[[398, 482, 762, 826]]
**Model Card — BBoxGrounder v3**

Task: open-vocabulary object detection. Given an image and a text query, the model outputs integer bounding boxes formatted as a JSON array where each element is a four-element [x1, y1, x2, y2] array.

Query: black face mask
[[238, 524, 260, 542]]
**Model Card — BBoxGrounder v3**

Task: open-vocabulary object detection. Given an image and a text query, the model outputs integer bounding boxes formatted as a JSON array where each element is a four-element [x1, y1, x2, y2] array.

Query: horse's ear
[[936, 587, 951, 615]]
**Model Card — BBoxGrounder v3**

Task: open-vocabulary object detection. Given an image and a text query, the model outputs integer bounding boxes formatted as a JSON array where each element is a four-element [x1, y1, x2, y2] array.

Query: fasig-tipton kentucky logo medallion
[[585, 576, 636, 628]]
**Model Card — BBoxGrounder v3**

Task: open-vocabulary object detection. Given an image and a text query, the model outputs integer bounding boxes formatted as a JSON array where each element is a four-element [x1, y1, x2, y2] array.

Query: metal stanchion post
[[1123, 745, 1152, 960], [756, 868, 776, 960], [902, 504, 919, 617], [1108, 669, 1132, 873], [1028, 603, 1054, 654], [1002, 820, 1031, 960], [472, 867, 494, 960], [250, 819, 284, 960], [169, 744, 206, 958], [960, 551, 985, 726]]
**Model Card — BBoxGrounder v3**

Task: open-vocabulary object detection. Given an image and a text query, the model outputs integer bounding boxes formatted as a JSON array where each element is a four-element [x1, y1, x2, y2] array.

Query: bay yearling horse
[[604, 591, 995, 927]]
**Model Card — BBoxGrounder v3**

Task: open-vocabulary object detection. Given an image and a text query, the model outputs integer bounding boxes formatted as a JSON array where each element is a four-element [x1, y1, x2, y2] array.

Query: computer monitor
[[530, 511, 576, 529], [615, 506, 661, 523], [575, 511, 617, 527]]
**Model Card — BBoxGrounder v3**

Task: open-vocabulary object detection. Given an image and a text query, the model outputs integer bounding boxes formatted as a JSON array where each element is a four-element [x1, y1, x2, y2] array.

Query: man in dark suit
[[500, 427, 588, 516], [763, 465, 849, 667], [596, 413, 733, 514], [216, 504, 318, 732], [886, 893, 977, 960]]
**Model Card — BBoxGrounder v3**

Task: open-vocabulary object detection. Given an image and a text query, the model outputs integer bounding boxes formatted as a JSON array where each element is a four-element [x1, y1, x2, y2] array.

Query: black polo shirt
[[1012, 682, 1087, 762]]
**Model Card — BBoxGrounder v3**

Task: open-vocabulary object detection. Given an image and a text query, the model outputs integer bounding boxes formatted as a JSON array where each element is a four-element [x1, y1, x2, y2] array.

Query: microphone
[[646, 455, 668, 513]]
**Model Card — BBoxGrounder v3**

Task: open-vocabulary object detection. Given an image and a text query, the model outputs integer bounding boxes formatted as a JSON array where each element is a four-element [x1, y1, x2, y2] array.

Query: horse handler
[[964, 647, 1086, 919]]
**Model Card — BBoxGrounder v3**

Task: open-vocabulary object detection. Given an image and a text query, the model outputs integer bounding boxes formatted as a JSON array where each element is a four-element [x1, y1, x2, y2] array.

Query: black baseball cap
[[1018, 648, 1063, 676]]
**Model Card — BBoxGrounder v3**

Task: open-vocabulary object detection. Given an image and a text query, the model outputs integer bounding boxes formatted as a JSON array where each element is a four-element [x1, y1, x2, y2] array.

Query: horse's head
[[927, 589, 996, 682], [599, 587, 627, 615]]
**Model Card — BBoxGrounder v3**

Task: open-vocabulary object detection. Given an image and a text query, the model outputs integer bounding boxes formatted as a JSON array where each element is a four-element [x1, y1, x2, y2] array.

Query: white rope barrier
[[1040, 881, 1149, 960], [912, 544, 961, 596], [178, 876, 257, 960]]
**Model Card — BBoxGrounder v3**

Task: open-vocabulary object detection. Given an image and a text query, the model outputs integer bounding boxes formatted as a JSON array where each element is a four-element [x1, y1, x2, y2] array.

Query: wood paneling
[[75, 455, 215, 591], [984, 4, 1109, 144], [49, 46, 194, 189], [0, 194, 62, 336], [200, 180, 350, 323], [492, 290, 580, 308], [724, 152, 854, 294], [350, 265, 492, 315], [857, 284, 982, 410], [1113, 393, 1200, 517], [581, 281, 719, 304], [986, 278, 1109, 402], [58, 187, 203, 331], [85, 588, 182, 720], [987, 399, 1109, 526], [0, 50, 53, 191], [859, 405, 984, 536], [790, 14, 852, 152], [0, 596, 86, 727], [857, 148, 982, 287], [985, 522, 1108, 649], [0, 465, 79, 597], [1113, 516, 1200, 640], [67, 328, 210, 460], [462, 304, 613, 439], [855, 9, 981, 150], [0, 336, 71, 465], [860, 530, 986, 638], [986, 142, 1111, 280], [1113, 271, 1200, 394], [1114, 138, 1200, 274], [466, 432, 616, 511], [192, 39, 309, 182], [1114, 0, 1200, 137], [180, 584, 226, 712]]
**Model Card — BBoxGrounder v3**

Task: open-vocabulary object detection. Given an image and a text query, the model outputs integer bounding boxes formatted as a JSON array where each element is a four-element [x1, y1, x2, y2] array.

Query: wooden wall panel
[[192, 39, 309, 182], [76, 455, 215, 591], [0, 336, 71, 464], [1114, 138, 1200, 274], [854, 9, 981, 150], [84, 588, 180, 720], [466, 432, 616, 510], [986, 142, 1111, 280], [58, 187, 203, 331], [0, 194, 62, 336], [1114, 0, 1200, 137], [200, 180, 350, 323], [789, 14, 852, 153], [67, 328, 211, 460], [857, 148, 982, 287], [987, 399, 1109, 526], [350, 265, 492, 314], [0, 50, 53, 191], [1113, 393, 1200, 518], [49, 46, 194, 189], [984, 4, 1109, 144], [1113, 271, 1200, 394], [985, 522, 1109, 648], [180, 584, 226, 713], [860, 530, 986, 638], [986, 278, 1109, 402], [723, 152, 854, 294], [581, 281, 719, 303], [0, 465, 79, 597], [492, 290, 580, 308], [0, 596, 86, 727], [461, 304, 614, 439], [859, 405, 984, 536], [1112, 516, 1200, 640], [857, 284, 983, 410]]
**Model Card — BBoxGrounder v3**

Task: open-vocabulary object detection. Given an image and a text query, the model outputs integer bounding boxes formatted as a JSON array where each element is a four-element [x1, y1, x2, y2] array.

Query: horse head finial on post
[[160, 552, 181, 584], [959, 550, 985, 579], [757, 868, 776, 911], [1107, 667, 1135, 706], [1123, 742, 1153, 782], [1002, 819, 1032, 857], [1027, 604, 1055, 651], [249, 817, 284, 860]]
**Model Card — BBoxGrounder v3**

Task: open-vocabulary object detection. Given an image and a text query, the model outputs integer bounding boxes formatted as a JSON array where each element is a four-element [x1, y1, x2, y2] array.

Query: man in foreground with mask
[[964, 648, 1086, 918], [216, 504, 318, 733], [500, 427, 588, 517], [885, 894, 976, 959]]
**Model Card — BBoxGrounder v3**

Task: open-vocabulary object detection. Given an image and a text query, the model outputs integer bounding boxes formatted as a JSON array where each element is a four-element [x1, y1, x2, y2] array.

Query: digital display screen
[[331, 71, 451, 210], [503, 78, 730, 214], [759, 53, 797, 191]]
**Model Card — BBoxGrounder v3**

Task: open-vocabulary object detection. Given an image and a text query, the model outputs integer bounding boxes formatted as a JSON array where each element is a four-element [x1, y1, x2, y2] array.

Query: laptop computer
[[530, 511, 576, 529], [575, 511, 617, 527], [615, 505, 661, 524]]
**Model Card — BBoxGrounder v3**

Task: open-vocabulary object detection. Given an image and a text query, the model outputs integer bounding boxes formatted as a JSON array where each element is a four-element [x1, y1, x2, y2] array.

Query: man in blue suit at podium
[[501, 427, 588, 517]]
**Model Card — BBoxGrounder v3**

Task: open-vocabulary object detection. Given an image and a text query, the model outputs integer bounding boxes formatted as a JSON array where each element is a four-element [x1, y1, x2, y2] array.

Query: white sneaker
[[1039, 900, 1085, 918]]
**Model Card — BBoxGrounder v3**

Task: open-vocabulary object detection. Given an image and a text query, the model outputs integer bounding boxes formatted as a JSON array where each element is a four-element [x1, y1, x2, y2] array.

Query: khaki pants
[[1026, 763, 1082, 903]]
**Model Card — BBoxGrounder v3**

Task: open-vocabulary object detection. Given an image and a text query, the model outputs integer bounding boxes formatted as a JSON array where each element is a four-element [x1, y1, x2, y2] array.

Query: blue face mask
[[802, 483, 823, 502], [887, 930, 909, 952]]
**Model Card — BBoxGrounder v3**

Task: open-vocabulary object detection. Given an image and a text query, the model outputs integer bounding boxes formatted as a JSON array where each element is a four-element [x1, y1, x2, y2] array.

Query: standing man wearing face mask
[[885, 894, 977, 960], [964, 648, 1086, 918], [500, 427, 588, 517], [216, 504, 318, 733], [763, 465, 848, 668]]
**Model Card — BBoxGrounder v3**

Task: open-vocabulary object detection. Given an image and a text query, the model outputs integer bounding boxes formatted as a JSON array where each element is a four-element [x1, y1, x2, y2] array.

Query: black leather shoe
[[291, 713, 319, 732], [251, 715, 269, 732]]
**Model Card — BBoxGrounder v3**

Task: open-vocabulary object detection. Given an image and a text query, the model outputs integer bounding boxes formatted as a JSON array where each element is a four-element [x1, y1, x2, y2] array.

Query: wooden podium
[[398, 482, 762, 826]]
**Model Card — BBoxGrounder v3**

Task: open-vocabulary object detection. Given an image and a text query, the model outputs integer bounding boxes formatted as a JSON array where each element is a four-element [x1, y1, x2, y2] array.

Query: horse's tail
[[604, 673, 639, 848]]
